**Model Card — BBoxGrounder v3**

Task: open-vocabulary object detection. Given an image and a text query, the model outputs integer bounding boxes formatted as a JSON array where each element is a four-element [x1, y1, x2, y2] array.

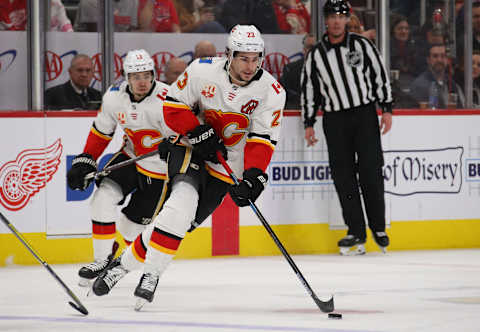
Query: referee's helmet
[[323, 0, 351, 17]]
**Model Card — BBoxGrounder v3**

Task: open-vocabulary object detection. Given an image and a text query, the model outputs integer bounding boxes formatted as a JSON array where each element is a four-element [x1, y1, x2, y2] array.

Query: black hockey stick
[[216, 152, 334, 313], [84, 149, 159, 181], [0, 212, 89, 315]]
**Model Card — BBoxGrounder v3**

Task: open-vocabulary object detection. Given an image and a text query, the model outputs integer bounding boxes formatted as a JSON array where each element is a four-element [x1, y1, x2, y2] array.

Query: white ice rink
[[1, 249, 479, 332]]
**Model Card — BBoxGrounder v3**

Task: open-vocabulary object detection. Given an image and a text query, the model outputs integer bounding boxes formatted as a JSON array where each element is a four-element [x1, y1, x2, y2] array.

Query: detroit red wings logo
[[0, 139, 63, 211]]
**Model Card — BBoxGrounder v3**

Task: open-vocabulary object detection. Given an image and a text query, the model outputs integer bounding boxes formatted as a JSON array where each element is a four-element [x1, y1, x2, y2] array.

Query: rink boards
[[0, 110, 480, 265]]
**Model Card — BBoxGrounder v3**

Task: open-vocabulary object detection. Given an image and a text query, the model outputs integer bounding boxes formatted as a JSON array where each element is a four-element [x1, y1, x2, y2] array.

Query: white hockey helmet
[[226, 25, 265, 78], [123, 49, 155, 81]]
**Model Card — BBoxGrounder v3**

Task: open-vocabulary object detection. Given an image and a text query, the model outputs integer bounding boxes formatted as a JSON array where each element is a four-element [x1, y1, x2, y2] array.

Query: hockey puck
[[328, 313, 342, 319]]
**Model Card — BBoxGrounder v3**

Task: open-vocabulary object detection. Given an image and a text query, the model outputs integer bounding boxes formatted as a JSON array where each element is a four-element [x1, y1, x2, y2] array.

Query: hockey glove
[[67, 153, 97, 190], [229, 168, 268, 207], [157, 138, 172, 161], [187, 124, 227, 164]]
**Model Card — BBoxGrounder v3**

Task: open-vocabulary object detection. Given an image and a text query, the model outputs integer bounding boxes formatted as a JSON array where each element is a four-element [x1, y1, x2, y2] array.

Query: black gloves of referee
[[229, 168, 268, 207], [187, 124, 227, 164], [67, 153, 97, 190]]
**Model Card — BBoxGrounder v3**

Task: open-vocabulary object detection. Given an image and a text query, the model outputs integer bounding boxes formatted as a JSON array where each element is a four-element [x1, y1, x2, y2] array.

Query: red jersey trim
[[244, 140, 274, 172], [163, 102, 200, 135]]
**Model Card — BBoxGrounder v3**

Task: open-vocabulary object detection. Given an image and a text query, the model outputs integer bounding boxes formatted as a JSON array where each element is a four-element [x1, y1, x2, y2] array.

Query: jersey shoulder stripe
[[103, 81, 128, 101], [189, 57, 225, 76], [199, 57, 213, 64]]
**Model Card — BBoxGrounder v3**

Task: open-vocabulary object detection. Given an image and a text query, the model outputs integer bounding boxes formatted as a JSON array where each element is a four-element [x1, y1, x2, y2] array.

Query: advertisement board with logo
[[0, 32, 28, 109], [1, 111, 480, 236]]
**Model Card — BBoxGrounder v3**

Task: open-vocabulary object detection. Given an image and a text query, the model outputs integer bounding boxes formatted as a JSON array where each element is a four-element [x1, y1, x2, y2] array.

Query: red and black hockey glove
[[67, 153, 97, 190], [187, 124, 227, 164], [229, 168, 268, 207]]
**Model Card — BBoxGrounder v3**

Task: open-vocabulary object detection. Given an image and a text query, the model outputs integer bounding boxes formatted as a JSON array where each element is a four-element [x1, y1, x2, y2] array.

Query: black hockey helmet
[[323, 0, 351, 17]]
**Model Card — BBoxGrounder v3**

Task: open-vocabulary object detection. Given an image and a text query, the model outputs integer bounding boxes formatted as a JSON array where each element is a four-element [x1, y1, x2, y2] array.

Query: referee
[[300, 0, 393, 255]]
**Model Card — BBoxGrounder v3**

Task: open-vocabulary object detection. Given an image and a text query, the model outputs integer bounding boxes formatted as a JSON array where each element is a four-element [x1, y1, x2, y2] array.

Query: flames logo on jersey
[[240, 99, 259, 115], [201, 85, 216, 98], [0, 139, 63, 211], [117, 112, 127, 124]]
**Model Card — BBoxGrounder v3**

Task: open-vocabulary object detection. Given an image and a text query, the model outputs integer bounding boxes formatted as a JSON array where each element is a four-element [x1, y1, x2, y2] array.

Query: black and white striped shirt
[[301, 32, 393, 127]]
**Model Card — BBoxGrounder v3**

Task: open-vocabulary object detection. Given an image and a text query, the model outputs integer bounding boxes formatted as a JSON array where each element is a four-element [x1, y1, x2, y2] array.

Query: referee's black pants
[[322, 104, 386, 241]]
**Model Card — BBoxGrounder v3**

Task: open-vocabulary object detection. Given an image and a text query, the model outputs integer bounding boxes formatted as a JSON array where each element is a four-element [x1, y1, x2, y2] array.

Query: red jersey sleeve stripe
[[163, 101, 200, 135], [244, 140, 274, 172], [91, 126, 113, 141], [83, 127, 112, 160]]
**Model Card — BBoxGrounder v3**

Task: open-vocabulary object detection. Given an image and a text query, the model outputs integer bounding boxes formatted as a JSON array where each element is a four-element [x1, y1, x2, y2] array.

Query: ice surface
[[1, 249, 479, 332]]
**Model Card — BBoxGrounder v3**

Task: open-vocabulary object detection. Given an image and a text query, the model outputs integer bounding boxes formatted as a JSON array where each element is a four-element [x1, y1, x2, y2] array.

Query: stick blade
[[315, 295, 334, 313], [69, 301, 89, 315]]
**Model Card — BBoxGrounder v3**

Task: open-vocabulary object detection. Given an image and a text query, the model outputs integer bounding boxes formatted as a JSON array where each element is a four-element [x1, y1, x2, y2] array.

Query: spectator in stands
[[410, 44, 463, 109], [412, 19, 448, 75], [193, 40, 217, 59], [454, 51, 480, 107], [456, 0, 480, 58], [272, 0, 310, 34], [219, 0, 280, 34], [173, 0, 225, 33], [138, 0, 181, 32], [187, 40, 216, 64], [75, 0, 139, 32], [45, 54, 102, 110], [0, 0, 73, 31], [164, 57, 187, 84], [50, 0, 74, 31], [279, 33, 315, 109], [347, 13, 376, 41], [390, 14, 416, 89]]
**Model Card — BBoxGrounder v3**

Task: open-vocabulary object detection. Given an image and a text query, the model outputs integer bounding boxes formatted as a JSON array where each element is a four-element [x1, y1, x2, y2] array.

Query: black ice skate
[[134, 272, 159, 311], [78, 241, 119, 287], [92, 257, 129, 296], [372, 231, 389, 253], [338, 235, 366, 256]]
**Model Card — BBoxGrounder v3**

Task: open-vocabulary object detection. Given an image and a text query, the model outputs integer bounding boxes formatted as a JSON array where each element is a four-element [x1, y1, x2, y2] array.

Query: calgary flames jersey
[[86, 80, 170, 179], [166, 57, 286, 182]]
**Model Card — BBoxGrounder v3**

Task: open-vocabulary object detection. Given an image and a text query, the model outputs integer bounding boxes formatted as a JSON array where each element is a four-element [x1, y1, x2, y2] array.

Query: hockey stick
[[84, 149, 159, 181], [0, 212, 89, 316], [216, 152, 334, 313]]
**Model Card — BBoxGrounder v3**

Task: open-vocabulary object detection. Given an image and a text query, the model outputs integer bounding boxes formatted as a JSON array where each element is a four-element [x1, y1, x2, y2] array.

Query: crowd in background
[[0, 0, 312, 34], [386, 0, 480, 109], [1, 0, 480, 110]]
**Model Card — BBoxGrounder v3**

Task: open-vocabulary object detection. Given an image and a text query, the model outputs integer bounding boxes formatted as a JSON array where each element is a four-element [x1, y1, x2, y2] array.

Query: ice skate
[[134, 272, 159, 311], [338, 235, 366, 256], [92, 257, 129, 296], [372, 231, 389, 253], [78, 258, 113, 287], [78, 241, 119, 287]]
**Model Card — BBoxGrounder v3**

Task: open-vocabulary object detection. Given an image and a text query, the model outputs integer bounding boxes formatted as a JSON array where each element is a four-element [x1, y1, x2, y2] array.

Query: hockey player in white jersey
[[67, 49, 171, 287], [92, 25, 286, 310]]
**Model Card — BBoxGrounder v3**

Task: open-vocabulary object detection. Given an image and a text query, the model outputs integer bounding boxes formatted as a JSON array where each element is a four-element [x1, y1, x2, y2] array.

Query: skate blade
[[339, 245, 366, 256], [134, 298, 148, 311], [78, 277, 92, 287], [86, 286, 93, 297]]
